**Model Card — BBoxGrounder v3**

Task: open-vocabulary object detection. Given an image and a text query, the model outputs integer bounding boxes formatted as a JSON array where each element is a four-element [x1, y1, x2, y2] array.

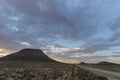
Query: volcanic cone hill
[[0, 48, 57, 62]]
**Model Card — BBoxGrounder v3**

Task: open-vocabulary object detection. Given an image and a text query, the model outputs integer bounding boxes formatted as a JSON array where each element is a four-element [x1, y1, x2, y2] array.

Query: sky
[[0, 0, 120, 63]]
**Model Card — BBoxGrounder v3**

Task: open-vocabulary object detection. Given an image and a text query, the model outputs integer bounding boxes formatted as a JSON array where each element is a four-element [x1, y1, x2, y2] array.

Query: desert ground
[[0, 61, 108, 80]]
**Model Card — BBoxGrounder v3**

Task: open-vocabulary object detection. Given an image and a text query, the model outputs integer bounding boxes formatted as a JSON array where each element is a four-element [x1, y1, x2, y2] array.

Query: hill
[[0, 48, 57, 62], [97, 61, 119, 65], [79, 61, 119, 65], [79, 62, 86, 65]]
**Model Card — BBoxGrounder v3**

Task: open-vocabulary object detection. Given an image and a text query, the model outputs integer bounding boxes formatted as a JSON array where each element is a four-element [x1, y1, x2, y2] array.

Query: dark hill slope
[[0, 48, 57, 62]]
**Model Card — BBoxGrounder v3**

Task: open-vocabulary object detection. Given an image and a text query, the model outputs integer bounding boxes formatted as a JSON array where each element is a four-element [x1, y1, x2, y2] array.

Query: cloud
[[0, 48, 12, 57], [110, 17, 120, 31], [0, 0, 120, 63], [7, 0, 105, 40], [108, 17, 120, 43], [113, 52, 120, 54], [50, 55, 80, 64], [108, 57, 120, 64]]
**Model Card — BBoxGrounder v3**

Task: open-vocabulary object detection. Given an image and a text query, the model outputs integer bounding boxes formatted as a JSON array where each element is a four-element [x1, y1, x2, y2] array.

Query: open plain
[[0, 61, 108, 80]]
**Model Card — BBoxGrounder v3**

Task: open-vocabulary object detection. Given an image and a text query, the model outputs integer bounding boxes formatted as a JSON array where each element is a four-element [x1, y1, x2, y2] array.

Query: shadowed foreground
[[0, 61, 108, 80]]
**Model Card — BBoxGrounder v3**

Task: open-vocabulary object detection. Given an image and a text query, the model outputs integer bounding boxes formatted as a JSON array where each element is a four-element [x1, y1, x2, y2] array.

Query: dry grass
[[0, 61, 108, 80]]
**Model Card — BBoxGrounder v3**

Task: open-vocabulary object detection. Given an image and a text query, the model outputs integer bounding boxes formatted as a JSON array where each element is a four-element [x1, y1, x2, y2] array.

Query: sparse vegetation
[[0, 61, 108, 80]]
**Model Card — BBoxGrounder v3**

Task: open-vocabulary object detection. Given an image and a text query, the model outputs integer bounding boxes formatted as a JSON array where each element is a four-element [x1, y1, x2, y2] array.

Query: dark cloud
[[7, 0, 102, 41]]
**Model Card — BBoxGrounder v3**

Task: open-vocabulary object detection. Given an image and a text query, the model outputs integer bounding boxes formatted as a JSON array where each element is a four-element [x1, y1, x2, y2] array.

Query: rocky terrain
[[0, 61, 108, 80]]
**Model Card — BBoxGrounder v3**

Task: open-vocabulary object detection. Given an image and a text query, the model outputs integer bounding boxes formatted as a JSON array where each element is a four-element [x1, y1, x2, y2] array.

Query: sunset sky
[[0, 0, 120, 63]]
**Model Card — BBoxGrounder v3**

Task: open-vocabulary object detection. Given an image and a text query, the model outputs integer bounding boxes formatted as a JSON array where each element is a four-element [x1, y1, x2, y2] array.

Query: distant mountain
[[79, 61, 119, 65], [97, 61, 119, 65], [0, 48, 57, 62], [79, 62, 86, 65]]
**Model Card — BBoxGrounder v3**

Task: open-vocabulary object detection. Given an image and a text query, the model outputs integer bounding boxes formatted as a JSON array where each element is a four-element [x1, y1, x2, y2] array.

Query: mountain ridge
[[79, 61, 119, 65]]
